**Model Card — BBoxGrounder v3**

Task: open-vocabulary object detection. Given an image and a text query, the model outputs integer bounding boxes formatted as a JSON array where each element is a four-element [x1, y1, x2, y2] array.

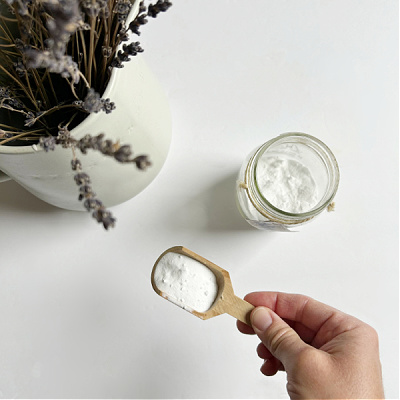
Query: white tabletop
[[0, 0, 398, 398]]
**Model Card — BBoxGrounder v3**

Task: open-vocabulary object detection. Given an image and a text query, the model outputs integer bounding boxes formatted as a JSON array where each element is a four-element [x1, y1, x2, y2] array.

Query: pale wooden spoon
[[151, 246, 254, 325]]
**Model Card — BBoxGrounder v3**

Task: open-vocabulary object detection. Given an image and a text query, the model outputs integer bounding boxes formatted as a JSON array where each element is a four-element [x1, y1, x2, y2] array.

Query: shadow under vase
[[0, 179, 60, 214]]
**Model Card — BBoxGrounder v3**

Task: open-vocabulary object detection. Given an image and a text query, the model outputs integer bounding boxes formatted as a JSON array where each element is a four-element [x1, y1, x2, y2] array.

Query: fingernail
[[251, 307, 273, 332]]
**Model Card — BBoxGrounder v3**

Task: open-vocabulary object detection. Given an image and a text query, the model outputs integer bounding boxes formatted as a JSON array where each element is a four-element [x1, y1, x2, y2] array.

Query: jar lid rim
[[245, 133, 340, 220]]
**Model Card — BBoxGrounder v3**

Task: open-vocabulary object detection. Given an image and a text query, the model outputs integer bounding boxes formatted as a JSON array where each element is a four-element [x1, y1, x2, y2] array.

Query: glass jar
[[236, 133, 340, 231]]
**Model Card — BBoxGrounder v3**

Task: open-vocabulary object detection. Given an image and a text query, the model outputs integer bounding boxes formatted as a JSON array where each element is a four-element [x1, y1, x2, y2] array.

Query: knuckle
[[364, 325, 380, 345], [268, 325, 296, 355]]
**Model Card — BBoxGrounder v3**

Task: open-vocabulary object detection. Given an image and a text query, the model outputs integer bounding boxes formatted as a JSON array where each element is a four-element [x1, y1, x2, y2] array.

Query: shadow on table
[[172, 172, 259, 232], [0, 179, 57, 214]]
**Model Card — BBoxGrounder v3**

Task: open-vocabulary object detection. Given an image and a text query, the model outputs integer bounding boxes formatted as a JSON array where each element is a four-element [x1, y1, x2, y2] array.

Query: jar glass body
[[236, 133, 340, 231]]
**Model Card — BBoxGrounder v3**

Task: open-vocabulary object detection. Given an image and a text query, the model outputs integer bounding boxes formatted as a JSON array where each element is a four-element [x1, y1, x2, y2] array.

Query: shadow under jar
[[236, 133, 340, 231]]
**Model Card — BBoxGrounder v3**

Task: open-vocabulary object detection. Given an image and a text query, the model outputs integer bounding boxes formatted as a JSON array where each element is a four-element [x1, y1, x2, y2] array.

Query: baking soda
[[153, 252, 218, 312], [256, 156, 318, 213]]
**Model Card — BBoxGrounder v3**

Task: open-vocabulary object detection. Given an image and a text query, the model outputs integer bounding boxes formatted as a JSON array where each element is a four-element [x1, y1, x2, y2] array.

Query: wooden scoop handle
[[221, 295, 254, 326]]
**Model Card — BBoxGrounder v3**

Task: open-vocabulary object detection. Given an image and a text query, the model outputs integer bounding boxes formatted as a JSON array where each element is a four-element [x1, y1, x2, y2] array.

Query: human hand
[[237, 292, 384, 399]]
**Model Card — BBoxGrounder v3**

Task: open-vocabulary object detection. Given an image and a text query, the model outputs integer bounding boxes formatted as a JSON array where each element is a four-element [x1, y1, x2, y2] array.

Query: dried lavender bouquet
[[0, 0, 171, 229]]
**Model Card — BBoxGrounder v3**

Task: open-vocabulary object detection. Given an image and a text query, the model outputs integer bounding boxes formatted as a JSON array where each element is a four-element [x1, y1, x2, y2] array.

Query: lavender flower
[[81, 0, 109, 17], [72, 159, 116, 230], [57, 125, 74, 148], [9, 98, 24, 109], [128, 13, 148, 36], [111, 42, 143, 68], [0, 129, 13, 139], [0, 87, 25, 111], [25, 50, 81, 84], [133, 154, 152, 169], [14, 38, 28, 51], [36, 125, 151, 228], [81, 89, 116, 114], [71, 158, 82, 170], [110, 57, 123, 69], [113, 0, 133, 23], [73, 100, 83, 108], [101, 98, 116, 114], [24, 111, 36, 127], [74, 172, 90, 185], [117, 28, 130, 42], [24, 0, 83, 83], [4, 0, 31, 16], [44, 0, 82, 41], [128, 0, 172, 35], [39, 136, 56, 152], [113, 144, 132, 162], [0, 87, 11, 99], [13, 58, 27, 77], [82, 88, 103, 113], [124, 42, 143, 56], [120, 0, 173, 68], [92, 207, 116, 230], [75, 133, 151, 167], [147, 0, 172, 18], [102, 46, 112, 58], [53, 129, 152, 168]]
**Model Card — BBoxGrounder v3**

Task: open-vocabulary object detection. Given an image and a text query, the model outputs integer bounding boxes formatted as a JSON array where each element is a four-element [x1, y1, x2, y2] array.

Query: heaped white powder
[[256, 156, 318, 213], [153, 252, 218, 313]]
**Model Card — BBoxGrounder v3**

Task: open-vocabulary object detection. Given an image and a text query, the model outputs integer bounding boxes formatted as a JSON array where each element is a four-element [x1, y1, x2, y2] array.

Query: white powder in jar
[[153, 252, 218, 313], [256, 156, 318, 213]]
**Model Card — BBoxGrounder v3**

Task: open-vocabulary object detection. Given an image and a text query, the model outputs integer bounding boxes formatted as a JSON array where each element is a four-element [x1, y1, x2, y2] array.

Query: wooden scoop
[[151, 246, 254, 325]]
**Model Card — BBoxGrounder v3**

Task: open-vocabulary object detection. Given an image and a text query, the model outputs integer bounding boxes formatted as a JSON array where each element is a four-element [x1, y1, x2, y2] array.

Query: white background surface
[[0, 0, 398, 398]]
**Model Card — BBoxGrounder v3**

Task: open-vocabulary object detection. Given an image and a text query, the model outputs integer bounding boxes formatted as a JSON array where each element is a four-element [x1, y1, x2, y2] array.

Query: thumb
[[251, 306, 310, 368]]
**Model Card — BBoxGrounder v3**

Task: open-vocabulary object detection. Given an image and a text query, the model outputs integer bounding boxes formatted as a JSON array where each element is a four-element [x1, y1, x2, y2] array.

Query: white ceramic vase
[[0, 2, 172, 211]]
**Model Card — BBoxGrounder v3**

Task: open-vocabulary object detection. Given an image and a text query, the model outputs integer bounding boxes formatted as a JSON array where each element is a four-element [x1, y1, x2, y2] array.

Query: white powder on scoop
[[153, 252, 219, 313], [256, 156, 318, 213]]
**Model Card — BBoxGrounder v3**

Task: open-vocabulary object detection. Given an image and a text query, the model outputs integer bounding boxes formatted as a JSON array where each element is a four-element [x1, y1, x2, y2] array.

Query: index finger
[[237, 291, 360, 348], [237, 291, 314, 335]]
